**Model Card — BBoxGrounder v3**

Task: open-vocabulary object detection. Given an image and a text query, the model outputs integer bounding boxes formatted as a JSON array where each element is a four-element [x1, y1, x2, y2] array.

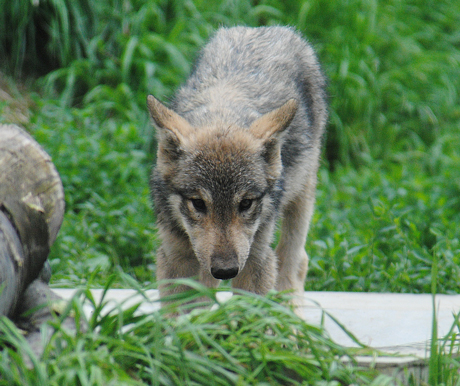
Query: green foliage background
[[1, 0, 459, 292], [1, 1, 460, 384]]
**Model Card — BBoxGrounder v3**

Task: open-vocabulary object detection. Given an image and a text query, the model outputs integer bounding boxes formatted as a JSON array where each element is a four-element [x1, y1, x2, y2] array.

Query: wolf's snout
[[210, 250, 239, 280], [211, 266, 239, 280]]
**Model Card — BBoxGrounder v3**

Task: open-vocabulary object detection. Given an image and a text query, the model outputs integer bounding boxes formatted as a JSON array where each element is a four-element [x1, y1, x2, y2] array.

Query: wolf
[[148, 26, 327, 306]]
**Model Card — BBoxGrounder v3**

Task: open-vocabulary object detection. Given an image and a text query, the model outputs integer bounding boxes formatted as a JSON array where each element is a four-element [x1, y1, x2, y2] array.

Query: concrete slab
[[301, 292, 460, 355], [52, 289, 460, 382]]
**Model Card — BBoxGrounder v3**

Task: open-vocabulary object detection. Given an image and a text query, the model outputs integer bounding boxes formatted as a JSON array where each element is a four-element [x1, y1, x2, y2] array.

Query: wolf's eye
[[191, 198, 206, 213], [239, 199, 253, 212]]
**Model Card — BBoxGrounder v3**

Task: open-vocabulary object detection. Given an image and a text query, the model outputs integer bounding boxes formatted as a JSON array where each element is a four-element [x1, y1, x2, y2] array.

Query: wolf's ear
[[250, 100, 298, 181], [147, 95, 193, 161], [147, 95, 193, 140], [249, 99, 298, 141]]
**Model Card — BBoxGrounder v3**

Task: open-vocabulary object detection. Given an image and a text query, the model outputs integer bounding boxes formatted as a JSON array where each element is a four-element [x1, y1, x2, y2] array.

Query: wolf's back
[[170, 26, 327, 151]]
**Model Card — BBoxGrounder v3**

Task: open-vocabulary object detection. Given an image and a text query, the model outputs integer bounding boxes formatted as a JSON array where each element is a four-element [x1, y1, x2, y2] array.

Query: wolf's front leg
[[275, 182, 317, 314], [156, 246, 198, 298], [156, 244, 219, 305]]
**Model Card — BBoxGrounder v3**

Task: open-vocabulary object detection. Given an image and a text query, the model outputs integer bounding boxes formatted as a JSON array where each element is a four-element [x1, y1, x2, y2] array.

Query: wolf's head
[[148, 95, 297, 280]]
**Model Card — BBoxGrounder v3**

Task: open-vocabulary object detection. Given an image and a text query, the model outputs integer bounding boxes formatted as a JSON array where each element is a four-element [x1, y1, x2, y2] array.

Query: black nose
[[211, 266, 239, 280]]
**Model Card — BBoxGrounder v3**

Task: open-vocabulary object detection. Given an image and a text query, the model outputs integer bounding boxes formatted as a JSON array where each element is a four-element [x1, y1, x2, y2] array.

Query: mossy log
[[0, 123, 64, 318]]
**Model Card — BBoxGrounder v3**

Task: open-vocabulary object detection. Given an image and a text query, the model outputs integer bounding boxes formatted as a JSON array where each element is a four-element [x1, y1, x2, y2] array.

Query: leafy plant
[[0, 280, 395, 385], [0, 0, 96, 76]]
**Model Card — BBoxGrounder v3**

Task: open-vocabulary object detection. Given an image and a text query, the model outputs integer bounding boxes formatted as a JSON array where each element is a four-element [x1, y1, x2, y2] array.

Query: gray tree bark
[[0, 123, 65, 319]]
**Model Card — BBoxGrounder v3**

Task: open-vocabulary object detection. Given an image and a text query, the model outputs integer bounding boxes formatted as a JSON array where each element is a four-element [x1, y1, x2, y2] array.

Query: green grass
[[307, 145, 460, 293], [24, 99, 159, 286], [1, 0, 460, 383], [0, 281, 395, 386]]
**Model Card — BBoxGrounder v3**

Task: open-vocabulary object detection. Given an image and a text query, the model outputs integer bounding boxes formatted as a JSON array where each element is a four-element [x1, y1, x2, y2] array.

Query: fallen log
[[0, 123, 65, 318]]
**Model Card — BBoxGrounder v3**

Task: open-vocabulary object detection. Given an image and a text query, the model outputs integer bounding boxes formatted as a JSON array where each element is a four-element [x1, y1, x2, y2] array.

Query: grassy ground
[[1, 0, 460, 384]]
